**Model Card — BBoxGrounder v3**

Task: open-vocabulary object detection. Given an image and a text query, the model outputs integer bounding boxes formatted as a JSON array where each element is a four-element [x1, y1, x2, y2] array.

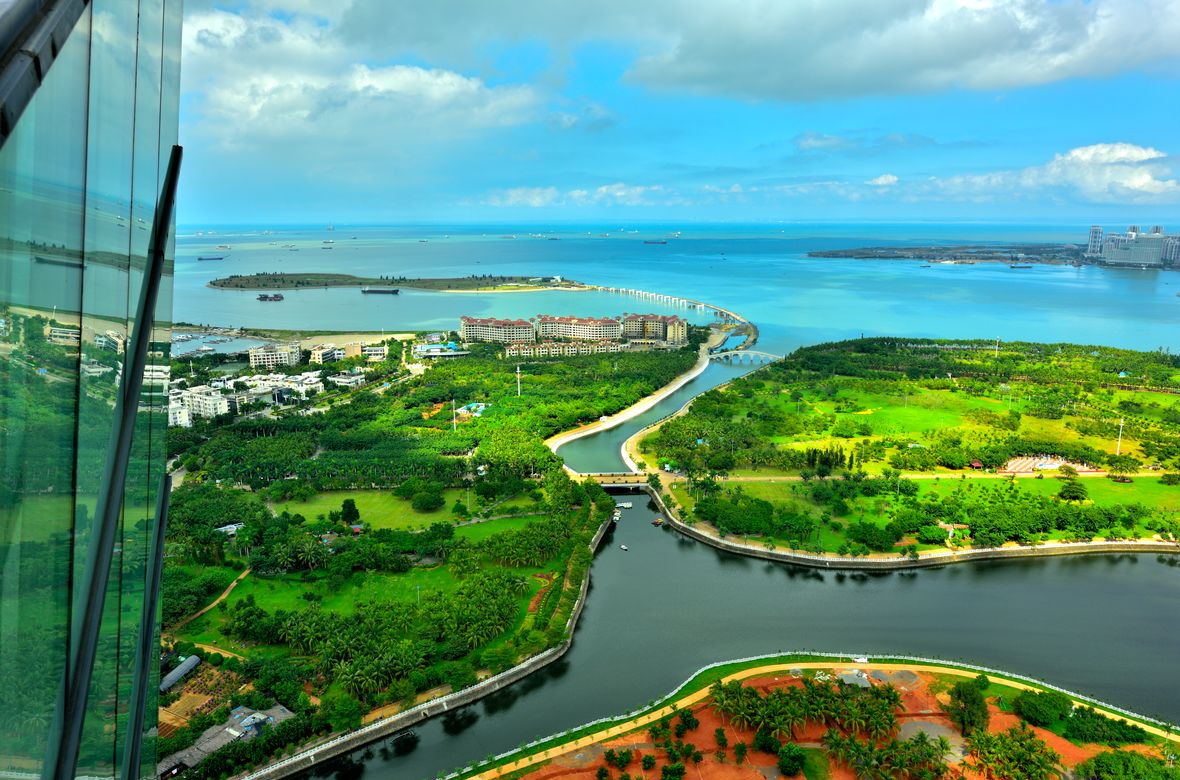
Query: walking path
[[167, 568, 252, 635], [467, 661, 1180, 780]]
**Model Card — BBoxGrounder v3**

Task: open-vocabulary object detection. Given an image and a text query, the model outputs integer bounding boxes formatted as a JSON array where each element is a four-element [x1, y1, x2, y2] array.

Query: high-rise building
[[1086, 225, 1104, 256], [0, 1, 182, 779]]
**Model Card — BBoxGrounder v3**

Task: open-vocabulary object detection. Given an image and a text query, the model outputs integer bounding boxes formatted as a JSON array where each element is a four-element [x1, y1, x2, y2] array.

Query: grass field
[[0, 495, 76, 543], [670, 472, 1180, 553], [455, 515, 543, 543], [276, 488, 465, 530]]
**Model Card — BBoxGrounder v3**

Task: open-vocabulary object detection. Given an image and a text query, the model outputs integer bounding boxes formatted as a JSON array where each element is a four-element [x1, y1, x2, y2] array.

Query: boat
[[619, 544, 629, 551], [321, 246, 333, 249], [361, 287, 400, 295], [322, 239, 334, 244], [197, 255, 227, 261], [651, 518, 663, 526], [643, 240, 668, 245], [215, 244, 231, 250], [919, 264, 931, 268], [1010, 264, 1033, 269], [195, 345, 215, 353], [616, 501, 633, 509], [257, 293, 284, 302]]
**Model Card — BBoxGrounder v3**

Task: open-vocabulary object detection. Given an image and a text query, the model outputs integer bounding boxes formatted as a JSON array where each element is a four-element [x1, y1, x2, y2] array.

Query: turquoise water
[[174, 225, 1178, 357]]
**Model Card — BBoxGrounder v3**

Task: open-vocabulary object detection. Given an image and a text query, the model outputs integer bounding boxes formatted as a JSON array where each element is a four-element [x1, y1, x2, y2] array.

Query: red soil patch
[[988, 706, 1103, 767], [516, 669, 1168, 780], [527, 573, 556, 614]]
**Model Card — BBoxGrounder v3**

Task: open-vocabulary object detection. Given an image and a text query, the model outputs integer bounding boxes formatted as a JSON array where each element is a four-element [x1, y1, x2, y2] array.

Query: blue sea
[[172, 223, 1179, 356]]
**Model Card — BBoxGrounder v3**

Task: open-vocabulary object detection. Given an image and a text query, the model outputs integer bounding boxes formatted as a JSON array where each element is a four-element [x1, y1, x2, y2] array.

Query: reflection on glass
[[0, 0, 179, 776]]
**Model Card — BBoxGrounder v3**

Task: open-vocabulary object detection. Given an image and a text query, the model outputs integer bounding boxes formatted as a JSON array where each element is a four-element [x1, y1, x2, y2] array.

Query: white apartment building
[[536, 315, 622, 341], [504, 340, 628, 359], [621, 314, 688, 345], [241, 371, 324, 398], [460, 316, 536, 343], [168, 401, 192, 428], [1092, 224, 1177, 267], [248, 342, 301, 369], [176, 385, 230, 418], [311, 342, 391, 364]]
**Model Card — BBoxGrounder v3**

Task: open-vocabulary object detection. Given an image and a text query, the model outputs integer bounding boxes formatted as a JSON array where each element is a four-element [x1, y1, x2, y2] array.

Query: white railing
[[440, 650, 1179, 780]]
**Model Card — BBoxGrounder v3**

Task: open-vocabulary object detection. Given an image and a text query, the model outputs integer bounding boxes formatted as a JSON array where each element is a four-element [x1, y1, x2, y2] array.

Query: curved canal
[[318, 501, 1180, 780]]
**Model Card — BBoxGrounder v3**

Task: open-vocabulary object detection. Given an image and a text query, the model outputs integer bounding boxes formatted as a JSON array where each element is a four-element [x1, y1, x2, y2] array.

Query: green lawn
[[0, 495, 76, 543], [454, 515, 540, 543], [802, 747, 832, 780], [276, 488, 465, 531]]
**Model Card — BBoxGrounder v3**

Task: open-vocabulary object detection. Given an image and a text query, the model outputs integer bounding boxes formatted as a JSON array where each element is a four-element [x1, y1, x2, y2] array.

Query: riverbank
[[546, 333, 727, 459], [451, 653, 1180, 780]]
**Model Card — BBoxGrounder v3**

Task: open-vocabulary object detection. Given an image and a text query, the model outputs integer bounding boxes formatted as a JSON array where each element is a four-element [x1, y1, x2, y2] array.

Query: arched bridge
[[708, 350, 783, 364]]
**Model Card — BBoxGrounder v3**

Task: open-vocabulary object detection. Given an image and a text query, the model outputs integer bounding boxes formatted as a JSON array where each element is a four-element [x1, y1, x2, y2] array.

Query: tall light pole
[[452, 398, 456, 432], [1117, 417, 1125, 455], [516, 364, 521, 397]]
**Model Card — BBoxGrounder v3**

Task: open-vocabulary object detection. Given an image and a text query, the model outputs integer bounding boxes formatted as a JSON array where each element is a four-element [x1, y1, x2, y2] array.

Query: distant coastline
[[207, 272, 587, 292]]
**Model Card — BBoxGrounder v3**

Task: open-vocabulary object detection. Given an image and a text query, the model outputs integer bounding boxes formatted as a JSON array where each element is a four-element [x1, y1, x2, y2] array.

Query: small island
[[806, 244, 1083, 265], [208, 272, 586, 292]]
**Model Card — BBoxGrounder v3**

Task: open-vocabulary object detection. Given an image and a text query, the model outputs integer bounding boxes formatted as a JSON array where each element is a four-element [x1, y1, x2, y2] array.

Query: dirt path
[[167, 568, 252, 635], [193, 642, 245, 660], [468, 661, 1179, 780]]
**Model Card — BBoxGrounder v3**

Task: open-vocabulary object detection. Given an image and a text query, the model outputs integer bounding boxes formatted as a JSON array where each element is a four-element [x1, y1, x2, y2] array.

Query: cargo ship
[[1009, 264, 1033, 269], [257, 293, 284, 302], [197, 254, 227, 261], [361, 287, 399, 295], [643, 240, 668, 245]]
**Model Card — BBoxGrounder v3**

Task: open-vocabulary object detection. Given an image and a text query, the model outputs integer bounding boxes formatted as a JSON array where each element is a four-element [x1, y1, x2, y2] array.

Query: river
[[177, 224, 1180, 779], [315, 509, 1180, 780]]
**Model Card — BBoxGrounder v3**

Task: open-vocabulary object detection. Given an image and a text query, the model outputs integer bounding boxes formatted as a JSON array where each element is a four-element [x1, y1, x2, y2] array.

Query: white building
[[168, 401, 192, 428], [460, 316, 535, 343], [504, 340, 627, 358], [1086, 225, 1104, 256], [240, 371, 324, 398], [176, 385, 230, 418], [1092, 224, 1176, 267], [310, 342, 389, 364], [248, 342, 300, 369], [327, 372, 366, 389], [621, 314, 688, 345], [536, 315, 622, 341]]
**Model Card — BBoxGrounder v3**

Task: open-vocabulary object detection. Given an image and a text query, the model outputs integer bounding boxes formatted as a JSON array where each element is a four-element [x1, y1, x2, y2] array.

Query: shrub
[[1064, 707, 1149, 746], [753, 728, 781, 754], [777, 744, 806, 776], [1014, 690, 1072, 727]]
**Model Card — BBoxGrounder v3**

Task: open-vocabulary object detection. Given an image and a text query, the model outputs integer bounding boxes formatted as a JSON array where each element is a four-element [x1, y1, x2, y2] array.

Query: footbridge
[[577, 472, 650, 487], [708, 349, 782, 364]]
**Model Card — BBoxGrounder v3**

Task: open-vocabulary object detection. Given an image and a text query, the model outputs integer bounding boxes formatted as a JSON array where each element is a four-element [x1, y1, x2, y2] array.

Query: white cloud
[[866, 174, 899, 186], [484, 182, 672, 207], [333, 0, 1180, 101], [484, 187, 561, 207], [181, 7, 539, 175], [937, 143, 1179, 203]]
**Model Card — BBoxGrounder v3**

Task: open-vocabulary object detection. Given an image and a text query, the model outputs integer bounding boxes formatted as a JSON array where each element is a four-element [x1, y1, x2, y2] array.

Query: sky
[[177, 0, 1180, 226]]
